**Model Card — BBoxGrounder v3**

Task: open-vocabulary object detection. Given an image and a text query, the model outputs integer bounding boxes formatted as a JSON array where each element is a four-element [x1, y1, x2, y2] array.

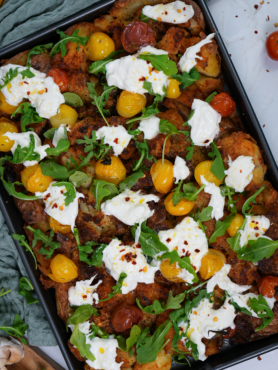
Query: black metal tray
[[1, 1, 278, 369]]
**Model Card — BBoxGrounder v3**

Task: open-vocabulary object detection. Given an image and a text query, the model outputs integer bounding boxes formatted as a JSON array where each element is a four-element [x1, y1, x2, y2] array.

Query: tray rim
[[1, 0, 278, 369]]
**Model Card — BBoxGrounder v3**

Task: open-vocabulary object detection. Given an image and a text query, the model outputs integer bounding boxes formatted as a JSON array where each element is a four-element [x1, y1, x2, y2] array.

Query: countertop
[[38, 0, 278, 369]]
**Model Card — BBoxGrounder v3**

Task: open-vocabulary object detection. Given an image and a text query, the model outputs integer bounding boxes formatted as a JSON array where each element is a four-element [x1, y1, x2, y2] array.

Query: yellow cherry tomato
[[164, 192, 194, 216], [95, 156, 126, 185], [0, 120, 18, 152], [150, 159, 174, 193], [49, 216, 71, 234], [160, 259, 185, 283], [85, 32, 115, 61], [21, 164, 53, 193], [49, 104, 78, 128], [166, 79, 181, 99], [116, 91, 146, 118], [227, 213, 244, 237], [48, 254, 78, 283], [199, 249, 226, 280], [0, 91, 21, 114], [194, 160, 223, 187]]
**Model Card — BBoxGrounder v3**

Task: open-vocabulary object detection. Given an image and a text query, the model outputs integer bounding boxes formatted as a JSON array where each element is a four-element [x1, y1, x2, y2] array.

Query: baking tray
[[1, 0, 278, 369]]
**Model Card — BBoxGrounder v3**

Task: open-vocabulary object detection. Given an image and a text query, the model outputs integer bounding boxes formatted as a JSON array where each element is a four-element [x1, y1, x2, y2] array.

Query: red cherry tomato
[[121, 21, 156, 53], [111, 303, 143, 332], [209, 92, 236, 117], [266, 31, 278, 61], [259, 276, 278, 299], [223, 325, 237, 339], [46, 69, 69, 93]]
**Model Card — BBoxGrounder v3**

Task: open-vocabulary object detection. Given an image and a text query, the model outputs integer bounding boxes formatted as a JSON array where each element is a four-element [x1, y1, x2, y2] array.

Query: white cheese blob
[[0, 64, 65, 119], [188, 99, 221, 146], [142, 1, 194, 24], [106, 46, 169, 96], [102, 239, 159, 294], [52, 124, 70, 147], [173, 156, 190, 184], [68, 275, 102, 306], [138, 116, 160, 140], [101, 189, 159, 226], [95, 126, 132, 156], [201, 176, 225, 220], [179, 33, 215, 73], [239, 215, 270, 248], [4, 132, 50, 167], [224, 155, 255, 192], [36, 182, 84, 231], [78, 322, 122, 370], [158, 217, 208, 281]]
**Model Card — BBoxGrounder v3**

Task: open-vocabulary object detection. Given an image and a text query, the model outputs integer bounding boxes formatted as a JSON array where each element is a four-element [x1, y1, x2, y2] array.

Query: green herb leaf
[[26, 43, 53, 68], [70, 325, 95, 362], [172, 181, 205, 207], [41, 160, 69, 179], [26, 226, 60, 259], [132, 140, 156, 171], [91, 179, 119, 211], [237, 237, 278, 263], [53, 181, 76, 206], [227, 218, 247, 253], [44, 127, 58, 140], [242, 187, 265, 216], [11, 102, 45, 132], [11, 233, 37, 268], [248, 294, 274, 331], [46, 138, 70, 157], [20, 69, 35, 78], [159, 119, 179, 135], [194, 206, 213, 222], [209, 214, 236, 244], [50, 29, 90, 58], [10, 134, 40, 164], [229, 299, 252, 315], [89, 323, 109, 340], [118, 171, 144, 192], [74, 228, 106, 267], [172, 67, 200, 89], [126, 106, 160, 124], [18, 277, 39, 305], [66, 305, 96, 330], [220, 184, 237, 214], [205, 91, 217, 103], [126, 325, 141, 353], [63, 92, 83, 107], [69, 171, 91, 187], [100, 272, 127, 302], [0, 67, 19, 90], [208, 142, 225, 180], [0, 314, 28, 345], [76, 131, 112, 159], [137, 291, 185, 315], [140, 13, 156, 22], [139, 54, 178, 76], [0, 287, 11, 298], [88, 50, 124, 74]]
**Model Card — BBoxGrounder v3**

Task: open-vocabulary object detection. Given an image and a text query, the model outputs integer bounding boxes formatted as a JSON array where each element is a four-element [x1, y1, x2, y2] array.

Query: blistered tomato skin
[[95, 155, 126, 185], [0, 121, 18, 152], [164, 192, 194, 216], [266, 31, 278, 61], [86, 32, 115, 61], [209, 92, 236, 117], [259, 276, 278, 299], [116, 91, 146, 118], [227, 213, 244, 237], [160, 259, 184, 283], [49, 104, 78, 128], [48, 254, 78, 283], [111, 303, 143, 332], [121, 21, 156, 53], [150, 159, 174, 193], [46, 69, 69, 93], [21, 164, 53, 193], [0, 91, 21, 114], [49, 216, 71, 234], [194, 160, 223, 187], [199, 249, 226, 280], [166, 79, 181, 99]]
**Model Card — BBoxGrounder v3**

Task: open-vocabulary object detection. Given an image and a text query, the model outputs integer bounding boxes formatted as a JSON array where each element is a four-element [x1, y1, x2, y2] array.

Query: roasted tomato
[[121, 21, 156, 53], [209, 92, 236, 117], [46, 68, 69, 92], [266, 31, 278, 61], [259, 276, 278, 299], [111, 303, 143, 332]]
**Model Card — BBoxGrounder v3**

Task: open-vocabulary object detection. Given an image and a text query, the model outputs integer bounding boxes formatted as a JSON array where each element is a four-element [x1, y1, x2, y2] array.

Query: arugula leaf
[[50, 29, 90, 57], [89, 323, 109, 340], [20, 69, 35, 78], [248, 294, 274, 331], [18, 277, 39, 305], [99, 272, 127, 302], [74, 228, 106, 267], [0, 67, 19, 90], [229, 299, 252, 315], [185, 143, 194, 161], [66, 305, 96, 330], [76, 131, 112, 159], [139, 54, 178, 76], [26, 43, 53, 68], [208, 142, 225, 180], [140, 13, 156, 22], [220, 184, 237, 214], [157, 250, 198, 282], [70, 325, 95, 362], [126, 105, 160, 124], [67, 152, 95, 177], [172, 67, 200, 89], [159, 119, 179, 135], [87, 82, 116, 126], [205, 91, 217, 103], [0, 287, 11, 298], [53, 181, 76, 206], [88, 50, 124, 74], [11, 233, 37, 268], [45, 138, 70, 156], [69, 171, 91, 187], [126, 325, 141, 353], [11, 102, 45, 132], [194, 206, 213, 222], [63, 92, 83, 107], [242, 186, 265, 216], [209, 214, 236, 244], [91, 179, 118, 211], [137, 291, 185, 315], [237, 237, 278, 263], [136, 320, 172, 364], [10, 134, 39, 164], [131, 221, 168, 258], [41, 160, 69, 180], [227, 218, 247, 253], [26, 226, 60, 259], [172, 181, 205, 207], [0, 314, 28, 345], [119, 171, 144, 192], [44, 127, 58, 140], [133, 140, 156, 171]]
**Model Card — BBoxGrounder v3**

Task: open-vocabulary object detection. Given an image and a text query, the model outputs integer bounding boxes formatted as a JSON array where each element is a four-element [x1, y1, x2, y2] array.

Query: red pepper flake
[[125, 197, 130, 202], [183, 7, 186, 10], [193, 266, 196, 271], [139, 269, 143, 272], [132, 261, 137, 265], [186, 251, 191, 257], [182, 248, 185, 253], [166, 238, 171, 243], [195, 249, 200, 253], [254, 226, 259, 230], [60, 190, 64, 194], [136, 244, 141, 248], [52, 203, 58, 209], [251, 220, 256, 223], [45, 88, 48, 92], [114, 138, 119, 144], [204, 139, 209, 144], [27, 91, 30, 95], [255, 233, 259, 237], [165, 11, 168, 14], [257, 356, 262, 361], [266, 70, 269, 72], [240, 170, 242, 173], [44, 193, 51, 201], [254, 4, 259, 9], [230, 54, 232, 56], [23, 81, 29, 85], [223, 306, 226, 309], [124, 252, 133, 262], [119, 243, 125, 246], [146, 60, 150, 64], [82, 295, 87, 299], [139, 76, 146, 82], [263, 124, 266, 127], [184, 241, 188, 245], [266, 15, 270, 21], [235, 15, 238, 17], [120, 249, 125, 253], [255, 30, 258, 34]]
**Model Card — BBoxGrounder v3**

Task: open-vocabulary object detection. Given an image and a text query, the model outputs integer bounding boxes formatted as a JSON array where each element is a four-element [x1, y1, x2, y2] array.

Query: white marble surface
[[37, 0, 278, 369]]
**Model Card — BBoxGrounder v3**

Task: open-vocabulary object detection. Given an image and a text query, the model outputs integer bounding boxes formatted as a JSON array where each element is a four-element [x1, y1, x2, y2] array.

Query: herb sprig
[[50, 29, 90, 57]]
